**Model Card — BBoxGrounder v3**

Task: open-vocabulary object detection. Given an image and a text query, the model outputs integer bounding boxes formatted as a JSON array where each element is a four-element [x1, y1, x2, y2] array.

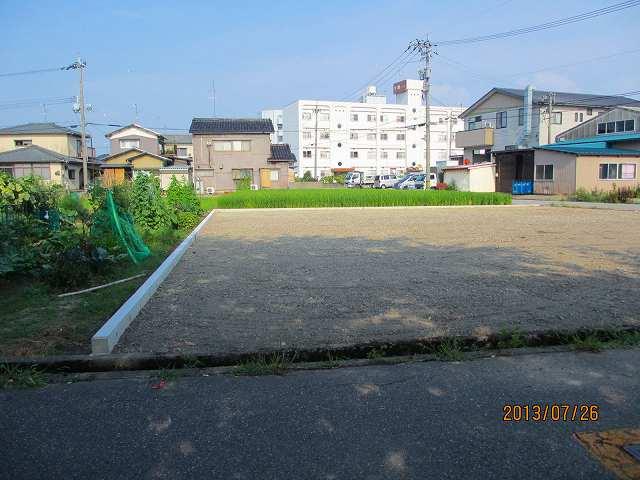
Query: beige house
[[0, 122, 98, 189], [100, 148, 190, 188], [190, 118, 295, 193], [163, 134, 193, 160]]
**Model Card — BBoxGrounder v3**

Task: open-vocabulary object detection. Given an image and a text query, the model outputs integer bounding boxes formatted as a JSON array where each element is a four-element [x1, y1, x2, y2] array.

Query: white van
[[374, 174, 399, 189]]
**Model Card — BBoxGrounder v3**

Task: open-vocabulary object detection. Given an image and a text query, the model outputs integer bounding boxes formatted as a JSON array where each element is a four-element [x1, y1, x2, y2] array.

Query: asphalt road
[[2, 348, 640, 479]]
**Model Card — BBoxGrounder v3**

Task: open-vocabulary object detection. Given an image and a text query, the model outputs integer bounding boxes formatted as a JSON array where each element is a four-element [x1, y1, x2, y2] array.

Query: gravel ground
[[116, 206, 640, 354]]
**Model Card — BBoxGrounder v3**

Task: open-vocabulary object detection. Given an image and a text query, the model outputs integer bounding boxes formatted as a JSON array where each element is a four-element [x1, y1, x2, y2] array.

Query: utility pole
[[209, 80, 216, 116], [446, 111, 452, 162], [67, 58, 89, 191], [409, 38, 435, 189], [313, 103, 319, 179], [545, 92, 556, 145]]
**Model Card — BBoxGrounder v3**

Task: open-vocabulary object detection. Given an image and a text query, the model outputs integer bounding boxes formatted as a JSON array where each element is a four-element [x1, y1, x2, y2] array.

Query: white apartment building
[[264, 80, 464, 178], [260, 109, 284, 144]]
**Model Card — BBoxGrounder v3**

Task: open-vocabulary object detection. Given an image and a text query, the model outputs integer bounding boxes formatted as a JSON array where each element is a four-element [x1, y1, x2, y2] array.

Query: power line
[[0, 66, 69, 78], [435, 0, 640, 46]]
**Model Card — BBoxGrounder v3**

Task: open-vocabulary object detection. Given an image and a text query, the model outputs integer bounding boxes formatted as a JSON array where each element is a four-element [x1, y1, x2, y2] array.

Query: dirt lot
[[116, 206, 640, 354]]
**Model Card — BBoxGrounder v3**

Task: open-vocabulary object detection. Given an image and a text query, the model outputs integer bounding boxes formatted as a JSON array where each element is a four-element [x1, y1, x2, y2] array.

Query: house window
[[277, 135, 283, 142], [119, 139, 140, 149], [303, 131, 312, 140], [599, 163, 636, 180], [616, 121, 626, 132], [381, 151, 388, 159], [68, 169, 76, 180], [351, 113, 359, 121], [318, 112, 330, 121], [15, 165, 50, 179], [302, 111, 312, 120], [350, 132, 358, 140], [177, 147, 188, 156], [213, 141, 250, 151], [535, 164, 554, 180], [587, 108, 593, 115], [350, 151, 358, 158], [396, 115, 405, 122], [396, 133, 405, 140], [367, 114, 376, 122], [468, 115, 482, 130], [380, 133, 388, 141], [551, 112, 562, 125], [625, 120, 635, 131], [396, 151, 406, 159], [496, 111, 507, 129], [607, 121, 615, 133], [270, 169, 279, 181], [597, 123, 606, 134], [366, 133, 376, 141], [573, 112, 583, 122], [14, 139, 32, 147], [303, 150, 312, 158], [518, 108, 524, 126], [0, 167, 12, 176]]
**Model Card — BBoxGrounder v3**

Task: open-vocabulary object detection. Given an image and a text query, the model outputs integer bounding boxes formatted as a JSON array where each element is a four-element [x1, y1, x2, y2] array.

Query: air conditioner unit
[[250, 184, 259, 190], [206, 187, 215, 195]]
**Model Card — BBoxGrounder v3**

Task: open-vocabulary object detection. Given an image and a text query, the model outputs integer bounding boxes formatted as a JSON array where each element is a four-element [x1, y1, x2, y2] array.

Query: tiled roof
[[0, 122, 86, 137], [0, 145, 78, 164], [495, 88, 640, 108], [162, 134, 192, 144], [189, 118, 274, 134], [104, 123, 162, 139], [269, 144, 296, 161]]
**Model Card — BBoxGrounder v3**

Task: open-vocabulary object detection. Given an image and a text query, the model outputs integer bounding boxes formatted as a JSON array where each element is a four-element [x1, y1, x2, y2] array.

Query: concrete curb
[[90, 210, 215, 355], [212, 204, 531, 213]]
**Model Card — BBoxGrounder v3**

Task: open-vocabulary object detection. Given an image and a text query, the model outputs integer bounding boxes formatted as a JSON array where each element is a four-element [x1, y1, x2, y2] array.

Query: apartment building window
[[496, 111, 507, 129], [367, 150, 376, 160], [379, 115, 385, 122], [468, 115, 482, 130], [518, 108, 525, 126], [213, 140, 251, 151], [320, 151, 330, 159], [367, 114, 376, 122], [380, 133, 388, 141], [380, 151, 388, 159], [351, 113, 359, 121], [119, 139, 140, 149], [396, 151, 406, 159], [366, 133, 376, 141], [438, 134, 447, 142], [350, 132, 359, 140], [396, 133, 405, 141], [320, 130, 330, 139], [14, 139, 32, 147], [535, 164, 554, 180], [302, 111, 312, 120], [303, 150, 312, 158], [551, 112, 562, 124], [574, 112, 584, 122], [598, 120, 634, 134], [318, 112, 330, 121], [396, 115, 405, 122], [350, 150, 358, 158], [303, 131, 312, 140], [277, 135, 283, 142], [599, 163, 636, 180]]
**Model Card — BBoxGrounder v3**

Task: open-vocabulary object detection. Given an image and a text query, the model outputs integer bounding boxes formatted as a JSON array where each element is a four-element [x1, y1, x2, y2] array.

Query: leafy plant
[[130, 173, 175, 230]]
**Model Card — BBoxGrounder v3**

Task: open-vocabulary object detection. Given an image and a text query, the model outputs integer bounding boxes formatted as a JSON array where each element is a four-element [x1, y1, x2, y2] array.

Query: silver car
[[374, 174, 399, 189]]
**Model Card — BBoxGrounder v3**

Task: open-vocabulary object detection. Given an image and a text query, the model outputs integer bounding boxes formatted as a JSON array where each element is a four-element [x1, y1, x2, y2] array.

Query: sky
[[0, 0, 638, 154]]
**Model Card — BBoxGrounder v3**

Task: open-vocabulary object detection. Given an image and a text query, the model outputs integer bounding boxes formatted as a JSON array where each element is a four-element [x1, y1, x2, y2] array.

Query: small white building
[[262, 80, 465, 178], [443, 162, 496, 192]]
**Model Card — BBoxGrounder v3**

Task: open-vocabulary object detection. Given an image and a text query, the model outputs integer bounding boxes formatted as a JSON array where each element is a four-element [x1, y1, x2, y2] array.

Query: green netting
[[105, 190, 151, 264]]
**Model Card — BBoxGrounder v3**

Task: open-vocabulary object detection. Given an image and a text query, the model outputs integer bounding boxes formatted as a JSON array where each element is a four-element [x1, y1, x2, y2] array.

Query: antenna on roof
[[208, 80, 216, 117]]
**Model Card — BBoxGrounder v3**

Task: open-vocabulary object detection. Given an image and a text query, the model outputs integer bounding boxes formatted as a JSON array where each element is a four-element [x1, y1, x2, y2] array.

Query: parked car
[[374, 174, 399, 189], [345, 171, 375, 188], [393, 174, 418, 189], [412, 173, 438, 190]]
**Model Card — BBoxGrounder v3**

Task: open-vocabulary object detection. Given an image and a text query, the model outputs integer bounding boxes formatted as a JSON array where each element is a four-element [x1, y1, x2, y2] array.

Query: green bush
[[207, 189, 512, 209], [236, 177, 252, 191], [165, 176, 203, 229], [573, 186, 640, 203], [130, 173, 175, 230], [0, 174, 63, 211], [320, 174, 345, 184]]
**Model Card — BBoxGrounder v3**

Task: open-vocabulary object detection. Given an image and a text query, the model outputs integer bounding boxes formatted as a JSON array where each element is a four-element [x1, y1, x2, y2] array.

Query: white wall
[[261, 109, 284, 144]]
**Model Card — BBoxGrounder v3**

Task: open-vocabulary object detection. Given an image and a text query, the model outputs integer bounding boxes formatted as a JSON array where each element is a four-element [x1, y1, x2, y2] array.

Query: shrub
[[236, 177, 252, 191], [165, 176, 202, 229], [130, 173, 175, 230], [0, 174, 63, 211], [301, 170, 315, 182]]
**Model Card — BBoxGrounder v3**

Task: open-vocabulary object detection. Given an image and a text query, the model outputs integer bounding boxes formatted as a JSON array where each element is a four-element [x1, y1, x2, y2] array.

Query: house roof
[[103, 148, 172, 164], [162, 134, 192, 144], [0, 122, 86, 137], [189, 118, 274, 134], [556, 107, 640, 141], [460, 87, 640, 118], [537, 145, 640, 156], [104, 123, 163, 139], [269, 144, 296, 162], [442, 161, 495, 171], [0, 145, 79, 164], [554, 132, 640, 145]]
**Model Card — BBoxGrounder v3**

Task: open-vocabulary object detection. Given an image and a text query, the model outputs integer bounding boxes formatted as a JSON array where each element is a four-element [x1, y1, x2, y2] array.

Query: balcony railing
[[455, 127, 494, 148]]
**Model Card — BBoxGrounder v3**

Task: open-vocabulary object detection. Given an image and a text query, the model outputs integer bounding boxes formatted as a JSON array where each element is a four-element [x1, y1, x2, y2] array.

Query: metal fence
[[0, 205, 61, 230]]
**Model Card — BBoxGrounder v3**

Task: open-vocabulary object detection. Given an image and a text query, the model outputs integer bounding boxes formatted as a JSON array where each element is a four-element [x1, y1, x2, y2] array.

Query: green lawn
[[201, 189, 511, 209], [0, 227, 190, 358]]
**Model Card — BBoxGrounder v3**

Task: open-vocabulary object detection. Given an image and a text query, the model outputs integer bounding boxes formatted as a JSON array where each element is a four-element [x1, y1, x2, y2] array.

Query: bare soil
[[116, 206, 640, 355]]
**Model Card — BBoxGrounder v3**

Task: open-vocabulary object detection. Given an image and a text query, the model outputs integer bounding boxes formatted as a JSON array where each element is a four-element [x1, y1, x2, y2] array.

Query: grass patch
[[232, 352, 292, 376], [435, 339, 464, 361], [0, 364, 46, 389], [0, 227, 190, 358], [495, 329, 527, 349], [571, 334, 605, 352], [204, 189, 512, 209]]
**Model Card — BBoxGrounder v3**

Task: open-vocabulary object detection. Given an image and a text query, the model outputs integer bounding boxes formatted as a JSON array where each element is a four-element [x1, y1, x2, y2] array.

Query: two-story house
[[0, 122, 98, 190], [190, 118, 295, 193], [455, 87, 640, 192], [162, 134, 193, 160]]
